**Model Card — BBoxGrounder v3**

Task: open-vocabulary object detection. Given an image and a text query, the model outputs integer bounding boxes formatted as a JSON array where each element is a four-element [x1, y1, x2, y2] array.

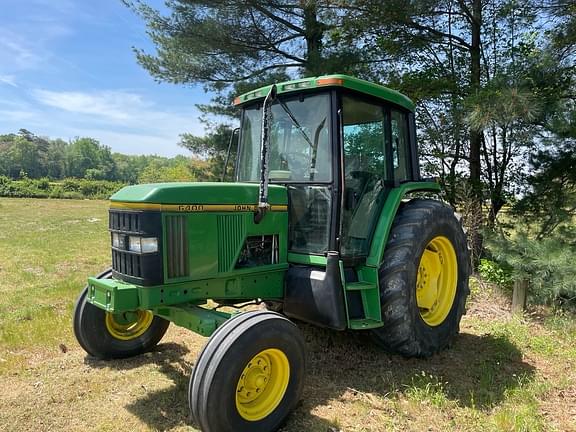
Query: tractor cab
[[234, 75, 420, 262], [227, 75, 433, 330]]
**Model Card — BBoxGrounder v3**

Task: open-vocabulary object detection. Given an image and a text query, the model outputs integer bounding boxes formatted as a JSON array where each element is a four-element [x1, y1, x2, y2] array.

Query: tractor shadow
[[83, 325, 535, 431], [295, 322, 535, 409], [84, 341, 340, 431], [84, 342, 195, 430]]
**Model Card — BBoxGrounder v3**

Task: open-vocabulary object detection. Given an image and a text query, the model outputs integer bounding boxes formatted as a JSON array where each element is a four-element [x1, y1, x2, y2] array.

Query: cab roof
[[234, 74, 415, 112]]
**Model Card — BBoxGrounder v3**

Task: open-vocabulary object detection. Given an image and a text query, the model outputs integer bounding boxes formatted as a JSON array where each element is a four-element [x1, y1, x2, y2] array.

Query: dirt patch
[[466, 278, 512, 321], [540, 385, 576, 432]]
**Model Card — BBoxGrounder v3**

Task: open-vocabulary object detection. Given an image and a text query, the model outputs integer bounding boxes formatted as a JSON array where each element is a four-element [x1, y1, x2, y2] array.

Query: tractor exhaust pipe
[[254, 84, 277, 224]]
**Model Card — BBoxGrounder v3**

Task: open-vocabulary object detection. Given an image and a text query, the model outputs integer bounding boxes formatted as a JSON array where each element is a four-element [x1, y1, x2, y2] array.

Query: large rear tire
[[73, 269, 170, 359], [189, 310, 305, 432], [371, 199, 470, 358]]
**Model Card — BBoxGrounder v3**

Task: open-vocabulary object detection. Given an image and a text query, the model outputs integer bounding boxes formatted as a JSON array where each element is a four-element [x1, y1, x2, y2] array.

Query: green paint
[[90, 181, 440, 332], [354, 270, 380, 322], [235, 74, 415, 112], [340, 181, 440, 329], [287, 253, 327, 266], [87, 268, 285, 312], [87, 75, 442, 338], [161, 210, 288, 283], [153, 305, 230, 337], [87, 278, 139, 312], [348, 319, 383, 330], [110, 182, 288, 205], [366, 181, 440, 267]]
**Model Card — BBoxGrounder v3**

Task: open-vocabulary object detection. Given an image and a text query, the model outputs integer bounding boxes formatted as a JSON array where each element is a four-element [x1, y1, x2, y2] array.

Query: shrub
[[478, 259, 513, 289], [487, 232, 576, 305], [0, 177, 124, 200]]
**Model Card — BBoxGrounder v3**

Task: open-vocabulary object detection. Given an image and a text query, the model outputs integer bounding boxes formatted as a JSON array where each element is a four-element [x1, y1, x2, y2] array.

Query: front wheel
[[371, 199, 470, 358], [189, 310, 305, 432], [73, 269, 170, 359]]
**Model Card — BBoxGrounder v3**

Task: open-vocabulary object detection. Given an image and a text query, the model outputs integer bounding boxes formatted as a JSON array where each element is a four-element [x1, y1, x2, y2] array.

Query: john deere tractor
[[74, 75, 470, 432]]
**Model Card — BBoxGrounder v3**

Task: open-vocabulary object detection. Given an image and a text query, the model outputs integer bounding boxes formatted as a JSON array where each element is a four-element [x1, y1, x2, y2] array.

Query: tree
[[112, 153, 144, 183], [487, 143, 576, 306], [124, 0, 369, 88], [338, 0, 498, 259], [340, 0, 572, 261], [45, 139, 68, 179], [138, 158, 196, 183], [513, 145, 576, 239], [2, 130, 50, 178], [0, 133, 17, 177], [65, 138, 116, 179], [466, 83, 540, 226], [126, 0, 575, 269], [179, 123, 236, 180]]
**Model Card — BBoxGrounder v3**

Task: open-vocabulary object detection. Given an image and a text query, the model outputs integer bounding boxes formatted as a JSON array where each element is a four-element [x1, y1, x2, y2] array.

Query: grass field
[[0, 197, 575, 431]]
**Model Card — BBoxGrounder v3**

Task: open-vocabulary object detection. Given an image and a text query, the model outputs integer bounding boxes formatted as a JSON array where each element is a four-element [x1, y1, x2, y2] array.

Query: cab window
[[391, 109, 412, 183], [340, 95, 389, 257]]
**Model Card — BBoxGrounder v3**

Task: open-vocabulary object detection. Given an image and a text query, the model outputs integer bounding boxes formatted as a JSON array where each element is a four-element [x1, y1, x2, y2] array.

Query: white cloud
[[0, 88, 209, 156], [0, 109, 35, 122], [0, 32, 44, 70], [0, 75, 18, 87], [32, 89, 145, 121]]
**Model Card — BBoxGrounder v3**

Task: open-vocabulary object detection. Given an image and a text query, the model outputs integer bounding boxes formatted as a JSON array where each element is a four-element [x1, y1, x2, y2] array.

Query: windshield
[[237, 93, 332, 182]]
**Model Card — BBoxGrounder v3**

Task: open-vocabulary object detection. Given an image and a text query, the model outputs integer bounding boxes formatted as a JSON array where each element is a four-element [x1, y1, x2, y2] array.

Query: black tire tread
[[189, 310, 280, 423], [72, 269, 170, 359], [372, 199, 471, 358]]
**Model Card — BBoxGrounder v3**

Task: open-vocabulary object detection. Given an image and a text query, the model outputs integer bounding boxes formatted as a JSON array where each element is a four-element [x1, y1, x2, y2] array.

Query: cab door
[[339, 94, 414, 260]]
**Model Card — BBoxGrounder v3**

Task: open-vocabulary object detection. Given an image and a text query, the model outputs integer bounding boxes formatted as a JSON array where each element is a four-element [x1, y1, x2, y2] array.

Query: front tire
[[371, 199, 470, 357], [189, 310, 305, 432], [73, 269, 170, 359]]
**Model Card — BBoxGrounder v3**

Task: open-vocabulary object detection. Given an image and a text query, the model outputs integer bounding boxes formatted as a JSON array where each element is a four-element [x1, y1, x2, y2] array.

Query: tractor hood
[[110, 182, 288, 206]]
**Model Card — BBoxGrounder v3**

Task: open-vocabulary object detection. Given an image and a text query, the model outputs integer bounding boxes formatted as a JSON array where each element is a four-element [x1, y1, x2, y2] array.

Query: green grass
[[0, 198, 109, 357], [0, 197, 575, 431]]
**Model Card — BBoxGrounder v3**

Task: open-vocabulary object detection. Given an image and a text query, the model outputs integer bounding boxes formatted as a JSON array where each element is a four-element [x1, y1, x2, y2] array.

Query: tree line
[[0, 129, 217, 184]]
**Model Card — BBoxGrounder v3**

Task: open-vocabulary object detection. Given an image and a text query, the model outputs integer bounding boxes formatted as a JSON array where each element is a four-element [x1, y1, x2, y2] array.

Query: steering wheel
[[280, 152, 310, 177]]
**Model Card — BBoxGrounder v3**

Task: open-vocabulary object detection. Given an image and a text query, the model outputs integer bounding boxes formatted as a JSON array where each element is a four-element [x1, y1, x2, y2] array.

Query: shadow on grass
[[85, 341, 341, 431], [299, 324, 535, 410], [84, 325, 534, 431], [84, 342, 194, 430]]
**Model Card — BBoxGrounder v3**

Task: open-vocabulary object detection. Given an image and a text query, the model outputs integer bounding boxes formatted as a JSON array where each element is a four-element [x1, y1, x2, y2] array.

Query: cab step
[[349, 319, 382, 330], [345, 281, 377, 291]]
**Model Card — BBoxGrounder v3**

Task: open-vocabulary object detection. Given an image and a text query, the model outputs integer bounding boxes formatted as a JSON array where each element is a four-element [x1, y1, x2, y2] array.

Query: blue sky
[[0, 0, 215, 157]]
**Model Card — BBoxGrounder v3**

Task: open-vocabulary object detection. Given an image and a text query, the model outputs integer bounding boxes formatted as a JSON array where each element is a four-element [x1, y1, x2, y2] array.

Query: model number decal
[[177, 204, 205, 212]]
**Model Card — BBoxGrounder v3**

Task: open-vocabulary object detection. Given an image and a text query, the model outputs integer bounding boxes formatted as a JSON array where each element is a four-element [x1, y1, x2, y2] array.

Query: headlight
[[128, 236, 158, 253], [129, 236, 141, 252], [112, 233, 125, 249], [140, 237, 159, 253]]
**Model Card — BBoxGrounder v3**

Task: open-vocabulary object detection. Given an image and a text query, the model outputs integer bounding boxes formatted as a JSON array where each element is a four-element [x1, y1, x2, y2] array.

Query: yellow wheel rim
[[105, 310, 154, 340], [235, 348, 290, 422], [416, 236, 458, 326]]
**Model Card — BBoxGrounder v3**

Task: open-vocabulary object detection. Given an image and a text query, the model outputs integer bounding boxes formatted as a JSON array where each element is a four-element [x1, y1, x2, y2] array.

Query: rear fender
[[366, 181, 441, 267]]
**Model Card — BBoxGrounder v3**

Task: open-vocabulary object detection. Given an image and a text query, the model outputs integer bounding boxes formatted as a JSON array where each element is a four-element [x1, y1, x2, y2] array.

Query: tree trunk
[[302, 1, 324, 76], [468, 0, 484, 266], [512, 279, 528, 314]]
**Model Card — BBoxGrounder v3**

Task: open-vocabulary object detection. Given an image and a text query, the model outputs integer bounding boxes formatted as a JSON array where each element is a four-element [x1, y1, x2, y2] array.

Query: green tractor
[[73, 75, 470, 431]]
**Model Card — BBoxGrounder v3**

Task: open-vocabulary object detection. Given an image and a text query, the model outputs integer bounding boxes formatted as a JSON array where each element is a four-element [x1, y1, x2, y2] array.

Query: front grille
[[166, 215, 189, 279], [110, 211, 140, 232], [109, 209, 163, 286], [112, 249, 142, 278], [217, 214, 245, 272]]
